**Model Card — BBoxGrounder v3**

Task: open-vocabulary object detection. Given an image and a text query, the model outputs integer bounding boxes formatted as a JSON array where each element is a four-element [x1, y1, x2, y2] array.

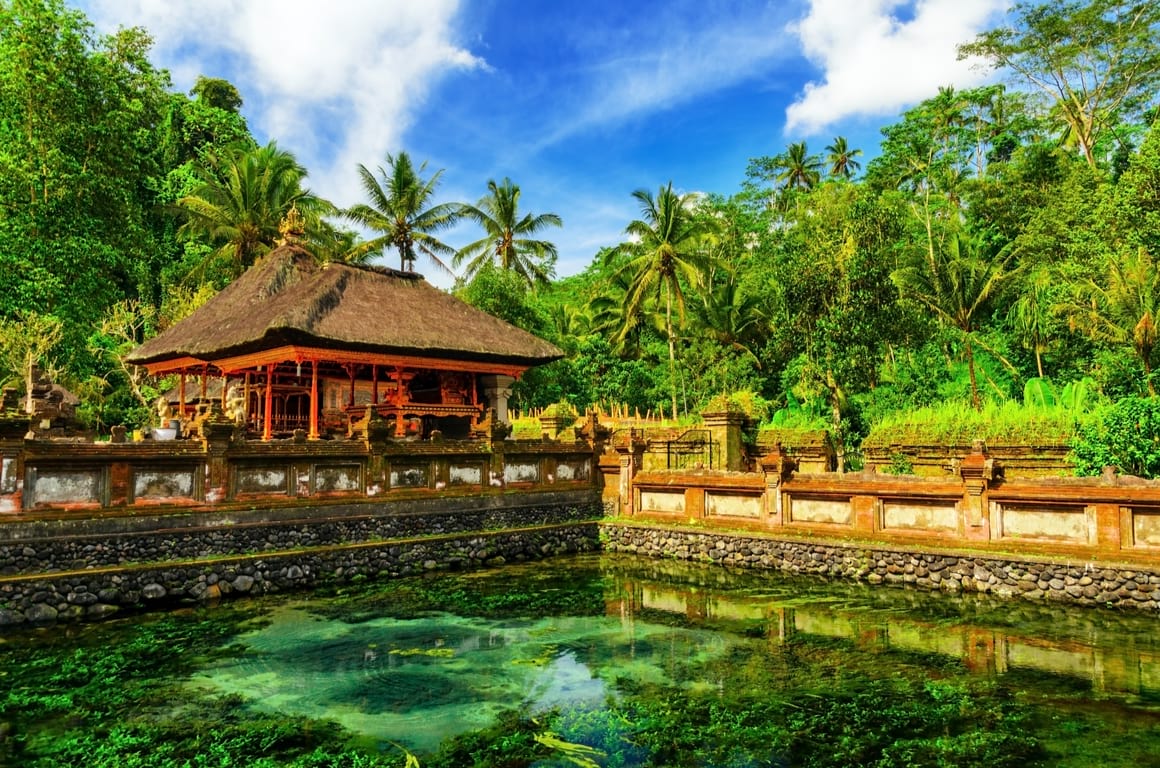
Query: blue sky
[[80, 0, 1010, 286]]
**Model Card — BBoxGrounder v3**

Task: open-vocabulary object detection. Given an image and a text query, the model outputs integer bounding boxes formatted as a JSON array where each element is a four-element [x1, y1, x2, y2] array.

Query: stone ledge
[[0, 522, 601, 628], [600, 522, 1160, 613]]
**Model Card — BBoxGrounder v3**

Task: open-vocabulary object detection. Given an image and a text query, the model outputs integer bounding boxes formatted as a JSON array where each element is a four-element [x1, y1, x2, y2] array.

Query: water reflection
[[610, 568, 1160, 701], [190, 554, 1160, 758]]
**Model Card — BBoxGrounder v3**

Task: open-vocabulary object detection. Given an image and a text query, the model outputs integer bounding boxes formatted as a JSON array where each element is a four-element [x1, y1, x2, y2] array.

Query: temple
[[127, 216, 562, 441]]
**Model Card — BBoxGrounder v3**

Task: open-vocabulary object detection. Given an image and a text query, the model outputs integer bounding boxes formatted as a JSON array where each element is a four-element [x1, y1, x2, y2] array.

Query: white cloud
[[536, 3, 799, 148], [785, 0, 1010, 135], [83, 0, 486, 206]]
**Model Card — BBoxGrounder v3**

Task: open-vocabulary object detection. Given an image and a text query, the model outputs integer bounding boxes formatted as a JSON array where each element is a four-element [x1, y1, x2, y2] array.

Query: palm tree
[[892, 230, 1017, 409], [454, 178, 562, 287], [176, 142, 329, 280], [589, 267, 663, 357], [343, 152, 462, 275], [775, 141, 823, 190], [824, 136, 862, 179], [616, 182, 718, 418], [1058, 247, 1160, 396], [694, 271, 766, 364], [1007, 267, 1057, 378]]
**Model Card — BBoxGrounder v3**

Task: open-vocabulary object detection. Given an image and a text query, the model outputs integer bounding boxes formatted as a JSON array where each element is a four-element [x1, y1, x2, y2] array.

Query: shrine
[[127, 213, 562, 440]]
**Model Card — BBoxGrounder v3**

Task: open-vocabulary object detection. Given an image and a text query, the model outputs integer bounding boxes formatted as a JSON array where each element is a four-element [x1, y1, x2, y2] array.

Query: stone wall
[[0, 490, 602, 627], [0, 429, 596, 513], [0, 524, 599, 626], [0, 491, 599, 576], [602, 523, 1160, 612], [862, 443, 1073, 478], [605, 441, 1160, 568]]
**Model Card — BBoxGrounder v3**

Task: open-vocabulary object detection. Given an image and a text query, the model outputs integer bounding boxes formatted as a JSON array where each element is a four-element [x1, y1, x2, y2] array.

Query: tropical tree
[[775, 141, 823, 190], [343, 152, 462, 274], [616, 182, 718, 418], [960, 0, 1160, 168], [454, 177, 562, 287], [1007, 267, 1059, 378], [1057, 246, 1160, 395], [693, 271, 766, 364], [0, 311, 64, 413], [589, 267, 660, 357], [824, 136, 863, 179], [758, 183, 907, 467], [0, 0, 171, 367], [175, 141, 329, 281], [189, 75, 243, 113], [892, 230, 1019, 409]]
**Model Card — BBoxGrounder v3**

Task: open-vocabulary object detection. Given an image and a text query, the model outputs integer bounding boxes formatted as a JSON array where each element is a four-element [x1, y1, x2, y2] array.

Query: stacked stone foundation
[[0, 491, 601, 627], [601, 522, 1160, 611]]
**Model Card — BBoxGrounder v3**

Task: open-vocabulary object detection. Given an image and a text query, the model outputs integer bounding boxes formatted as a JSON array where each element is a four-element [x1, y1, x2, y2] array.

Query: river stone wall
[[601, 523, 1160, 612], [0, 524, 598, 627], [0, 492, 599, 576], [0, 491, 602, 627]]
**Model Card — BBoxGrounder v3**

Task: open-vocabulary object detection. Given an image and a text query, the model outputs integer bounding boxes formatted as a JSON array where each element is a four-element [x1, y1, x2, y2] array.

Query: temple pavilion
[[127, 221, 562, 441]]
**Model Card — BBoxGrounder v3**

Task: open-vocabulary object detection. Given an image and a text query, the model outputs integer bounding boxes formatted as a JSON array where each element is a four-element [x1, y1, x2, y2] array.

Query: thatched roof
[[128, 245, 563, 370]]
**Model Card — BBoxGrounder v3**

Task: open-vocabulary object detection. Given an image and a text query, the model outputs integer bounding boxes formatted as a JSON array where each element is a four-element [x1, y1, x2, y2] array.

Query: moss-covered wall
[[0, 490, 601, 627]]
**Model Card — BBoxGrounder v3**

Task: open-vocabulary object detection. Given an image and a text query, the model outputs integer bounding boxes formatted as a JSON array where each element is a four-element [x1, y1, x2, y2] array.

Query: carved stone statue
[[224, 385, 246, 424], [156, 396, 173, 424]]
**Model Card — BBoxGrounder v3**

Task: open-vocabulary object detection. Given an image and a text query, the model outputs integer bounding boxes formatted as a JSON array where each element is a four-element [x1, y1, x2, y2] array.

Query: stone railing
[[0, 418, 597, 516], [604, 440, 1160, 568]]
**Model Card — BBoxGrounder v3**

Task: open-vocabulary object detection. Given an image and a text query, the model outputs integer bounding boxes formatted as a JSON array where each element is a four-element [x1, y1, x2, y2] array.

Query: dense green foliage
[[1, 0, 1159, 476], [1071, 396, 1160, 476]]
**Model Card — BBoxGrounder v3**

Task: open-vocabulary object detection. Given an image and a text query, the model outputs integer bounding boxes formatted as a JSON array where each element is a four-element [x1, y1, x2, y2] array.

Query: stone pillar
[[579, 409, 611, 451], [581, 409, 614, 506], [540, 402, 577, 439], [759, 442, 796, 526], [490, 431, 507, 489], [480, 374, 515, 426], [0, 398, 28, 512], [702, 409, 745, 471], [616, 428, 647, 516], [363, 406, 391, 495], [200, 404, 237, 504], [959, 439, 996, 539]]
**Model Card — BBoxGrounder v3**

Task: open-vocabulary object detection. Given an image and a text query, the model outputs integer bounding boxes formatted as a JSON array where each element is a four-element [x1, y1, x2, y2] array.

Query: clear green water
[[4, 553, 1160, 767]]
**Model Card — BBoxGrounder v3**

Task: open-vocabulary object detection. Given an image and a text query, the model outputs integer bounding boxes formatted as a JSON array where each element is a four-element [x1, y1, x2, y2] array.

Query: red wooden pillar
[[394, 367, 407, 437], [309, 359, 319, 440], [263, 363, 274, 441], [178, 372, 186, 419], [372, 364, 379, 405]]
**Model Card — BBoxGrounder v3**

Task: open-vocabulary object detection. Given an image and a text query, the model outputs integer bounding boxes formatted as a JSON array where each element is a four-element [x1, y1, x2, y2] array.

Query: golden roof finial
[[278, 203, 305, 245]]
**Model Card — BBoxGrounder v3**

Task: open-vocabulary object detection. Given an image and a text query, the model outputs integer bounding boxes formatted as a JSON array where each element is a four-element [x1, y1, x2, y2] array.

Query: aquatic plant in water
[[2, 555, 1160, 767]]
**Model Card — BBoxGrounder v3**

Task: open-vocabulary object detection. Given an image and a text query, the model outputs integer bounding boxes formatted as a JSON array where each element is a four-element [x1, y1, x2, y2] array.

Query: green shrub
[[761, 390, 828, 431], [1070, 397, 1160, 478], [884, 452, 914, 475], [704, 390, 773, 422]]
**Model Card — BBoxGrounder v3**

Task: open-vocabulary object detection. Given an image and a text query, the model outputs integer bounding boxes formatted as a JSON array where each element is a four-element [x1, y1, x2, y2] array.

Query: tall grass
[[863, 400, 1084, 448]]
